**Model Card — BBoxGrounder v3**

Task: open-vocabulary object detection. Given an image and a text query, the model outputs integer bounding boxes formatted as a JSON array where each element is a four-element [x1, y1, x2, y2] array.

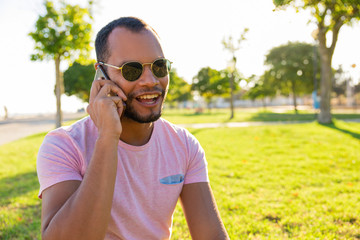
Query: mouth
[[135, 93, 161, 105]]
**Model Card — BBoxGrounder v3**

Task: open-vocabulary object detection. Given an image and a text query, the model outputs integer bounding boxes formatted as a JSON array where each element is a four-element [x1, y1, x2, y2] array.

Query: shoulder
[[45, 116, 95, 142], [155, 118, 202, 151], [40, 116, 96, 154], [156, 118, 195, 140]]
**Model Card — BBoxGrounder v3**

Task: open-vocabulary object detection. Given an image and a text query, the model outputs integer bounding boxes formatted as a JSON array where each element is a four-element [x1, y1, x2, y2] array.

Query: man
[[37, 16, 229, 240]]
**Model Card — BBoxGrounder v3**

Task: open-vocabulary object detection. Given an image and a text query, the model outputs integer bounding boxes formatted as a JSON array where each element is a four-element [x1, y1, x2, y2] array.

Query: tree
[[192, 67, 237, 109], [166, 68, 192, 107], [244, 73, 277, 107], [222, 28, 249, 119], [265, 42, 318, 113], [29, 0, 93, 127], [273, 0, 360, 123], [63, 61, 95, 102]]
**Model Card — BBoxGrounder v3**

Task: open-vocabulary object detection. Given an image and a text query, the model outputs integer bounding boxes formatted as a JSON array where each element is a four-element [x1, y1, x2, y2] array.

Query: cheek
[[113, 78, 132, 96], [161, 77, 169, 90]]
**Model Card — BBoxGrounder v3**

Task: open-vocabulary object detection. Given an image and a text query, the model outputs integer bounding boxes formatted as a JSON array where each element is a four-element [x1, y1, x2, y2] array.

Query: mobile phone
[[94, 64, 111, 81], [94, 64, 127, 110]]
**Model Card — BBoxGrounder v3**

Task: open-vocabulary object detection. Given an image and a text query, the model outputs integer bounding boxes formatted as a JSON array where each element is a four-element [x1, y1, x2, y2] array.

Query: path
[[0, 113, 85, 145]]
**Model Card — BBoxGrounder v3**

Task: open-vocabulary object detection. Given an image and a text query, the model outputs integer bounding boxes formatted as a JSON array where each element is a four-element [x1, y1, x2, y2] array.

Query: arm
[[180, 182, 229, 240], [41, 80, 127, 240]]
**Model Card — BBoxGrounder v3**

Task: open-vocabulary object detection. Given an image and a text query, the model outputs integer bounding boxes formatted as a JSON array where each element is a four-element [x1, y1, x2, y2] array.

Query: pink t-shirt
[[37, 116, 209, 239]]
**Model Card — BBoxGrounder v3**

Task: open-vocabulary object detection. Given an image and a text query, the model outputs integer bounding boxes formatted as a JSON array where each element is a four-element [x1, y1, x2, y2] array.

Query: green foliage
[[166, 68, 192, 106], [274, 0, 360, 25], [29, 0, 93, 63], [64, 61, 95, 102], [222, 28, 249, 54], [265, 42, 317, 96], [244, 73, 277, 102], [192, 67, 240, 106]]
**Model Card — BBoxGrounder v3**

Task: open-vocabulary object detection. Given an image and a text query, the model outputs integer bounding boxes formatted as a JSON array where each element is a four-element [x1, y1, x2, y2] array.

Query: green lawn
[[172, 120, 360, 239], [0, 114, 359, 239], [162, 108, 360, 124]]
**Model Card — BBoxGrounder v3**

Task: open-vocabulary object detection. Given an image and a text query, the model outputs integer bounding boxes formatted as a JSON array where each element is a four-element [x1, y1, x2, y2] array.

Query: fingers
[[89, 79, 127, 103], [99, 83, 127, 101], [88, 79, 127, 118]]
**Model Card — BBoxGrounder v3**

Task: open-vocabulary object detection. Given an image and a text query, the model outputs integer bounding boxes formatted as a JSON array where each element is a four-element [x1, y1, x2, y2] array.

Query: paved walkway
[[0, 113, 85, 146]]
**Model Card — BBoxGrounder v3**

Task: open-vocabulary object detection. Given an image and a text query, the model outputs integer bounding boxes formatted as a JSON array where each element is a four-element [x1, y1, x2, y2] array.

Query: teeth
[[138, 94, 159, 99]]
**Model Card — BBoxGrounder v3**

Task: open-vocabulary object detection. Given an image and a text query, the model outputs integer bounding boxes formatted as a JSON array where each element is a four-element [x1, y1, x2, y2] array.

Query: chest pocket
[[159, 174, 184, 185]]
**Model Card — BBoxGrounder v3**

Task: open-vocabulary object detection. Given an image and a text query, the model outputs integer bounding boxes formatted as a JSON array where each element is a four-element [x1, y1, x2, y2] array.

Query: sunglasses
[[99, 58, 172, 82]]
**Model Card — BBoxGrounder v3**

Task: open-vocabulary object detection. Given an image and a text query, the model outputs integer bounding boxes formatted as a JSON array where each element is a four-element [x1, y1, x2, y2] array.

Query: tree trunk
[[55, 56, 63, 128], [316, 20, 343, 124], [318, 47, 333, 123], [261, 98, 267, 109], [229, 73, 234, 119], [291, 80, 298, 114]]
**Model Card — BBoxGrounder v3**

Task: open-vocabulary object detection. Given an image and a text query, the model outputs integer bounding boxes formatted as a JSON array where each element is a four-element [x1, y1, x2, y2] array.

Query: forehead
[[107, 27, 164, 63]]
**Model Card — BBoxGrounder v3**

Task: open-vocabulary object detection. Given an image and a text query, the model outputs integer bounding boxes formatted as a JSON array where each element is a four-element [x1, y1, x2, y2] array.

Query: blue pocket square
[[160, 174, 185, 185]]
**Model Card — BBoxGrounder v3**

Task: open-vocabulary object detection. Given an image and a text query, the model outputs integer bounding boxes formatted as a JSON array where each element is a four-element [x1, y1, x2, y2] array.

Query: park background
[[0, 0, 360, 239]]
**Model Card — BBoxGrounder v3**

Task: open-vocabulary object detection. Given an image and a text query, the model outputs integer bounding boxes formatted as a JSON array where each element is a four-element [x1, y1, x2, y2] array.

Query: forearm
[[42, 136, 119, 240], [181, 183, 229, 240]]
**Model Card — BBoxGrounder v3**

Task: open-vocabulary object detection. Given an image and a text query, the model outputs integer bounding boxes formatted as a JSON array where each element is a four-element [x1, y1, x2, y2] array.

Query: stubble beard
[[123, 88, 167, 123]]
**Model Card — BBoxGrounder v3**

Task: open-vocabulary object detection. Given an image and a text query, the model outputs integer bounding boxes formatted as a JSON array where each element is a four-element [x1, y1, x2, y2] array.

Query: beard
[[123, 87, 167, 123]]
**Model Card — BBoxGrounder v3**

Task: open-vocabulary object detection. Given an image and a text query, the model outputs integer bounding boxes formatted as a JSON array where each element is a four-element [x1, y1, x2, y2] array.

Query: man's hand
[[87, 79, 127, 140]]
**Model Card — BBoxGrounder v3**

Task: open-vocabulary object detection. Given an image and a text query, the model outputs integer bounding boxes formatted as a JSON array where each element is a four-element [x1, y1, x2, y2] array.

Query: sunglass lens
[[122, 62, 143, 81], [152, 59, 171, 78]]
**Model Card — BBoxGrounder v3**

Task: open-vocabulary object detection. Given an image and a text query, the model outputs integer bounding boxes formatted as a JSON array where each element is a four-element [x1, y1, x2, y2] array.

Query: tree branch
[[329, 19, 344, 56]]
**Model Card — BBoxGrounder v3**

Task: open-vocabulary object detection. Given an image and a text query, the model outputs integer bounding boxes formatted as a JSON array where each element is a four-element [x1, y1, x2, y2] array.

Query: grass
[[0, 133, 45, 240], [162, 107, 360, 124], [0, 109, 359, 239], [171, 120, 360, 239]]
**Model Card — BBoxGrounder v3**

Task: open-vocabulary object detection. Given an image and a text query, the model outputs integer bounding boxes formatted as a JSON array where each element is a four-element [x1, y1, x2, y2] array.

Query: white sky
[[0, 0, 359, 116]]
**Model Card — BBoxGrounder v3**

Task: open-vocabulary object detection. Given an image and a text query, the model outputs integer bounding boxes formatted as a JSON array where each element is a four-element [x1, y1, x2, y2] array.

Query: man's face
[[106, 27, 169, 123]]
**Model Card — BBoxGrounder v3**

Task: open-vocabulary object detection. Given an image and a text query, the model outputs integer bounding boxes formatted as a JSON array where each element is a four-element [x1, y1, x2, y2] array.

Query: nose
[[138, 64, 159, 87]]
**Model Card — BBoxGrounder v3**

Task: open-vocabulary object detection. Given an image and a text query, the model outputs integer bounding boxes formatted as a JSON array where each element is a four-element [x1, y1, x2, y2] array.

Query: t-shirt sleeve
[[37, 128, 84, 198], [183, 131, 209, 184]]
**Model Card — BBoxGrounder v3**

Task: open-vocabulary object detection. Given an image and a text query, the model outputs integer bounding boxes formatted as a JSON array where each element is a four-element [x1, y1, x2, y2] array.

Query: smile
[[136, 94, 161, 105]]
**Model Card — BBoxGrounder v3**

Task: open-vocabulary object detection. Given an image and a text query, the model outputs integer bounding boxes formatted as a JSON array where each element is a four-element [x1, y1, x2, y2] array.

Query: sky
[[0, 0, 359, 116]]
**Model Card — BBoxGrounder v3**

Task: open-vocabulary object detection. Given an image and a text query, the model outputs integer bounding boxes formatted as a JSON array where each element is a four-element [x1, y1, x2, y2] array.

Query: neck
[[119, 117, 154, 146]]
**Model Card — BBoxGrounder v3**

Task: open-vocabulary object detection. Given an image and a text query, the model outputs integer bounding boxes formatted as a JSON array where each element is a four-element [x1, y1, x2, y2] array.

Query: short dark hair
[[95, 16, 156, 62]]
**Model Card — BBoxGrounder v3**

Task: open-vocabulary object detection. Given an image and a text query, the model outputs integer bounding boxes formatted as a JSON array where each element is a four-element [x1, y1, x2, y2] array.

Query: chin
[[124, 107, 162, 123]]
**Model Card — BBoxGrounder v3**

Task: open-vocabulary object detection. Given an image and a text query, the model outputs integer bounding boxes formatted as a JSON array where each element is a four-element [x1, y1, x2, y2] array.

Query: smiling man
[[37, 17, 229, 240]]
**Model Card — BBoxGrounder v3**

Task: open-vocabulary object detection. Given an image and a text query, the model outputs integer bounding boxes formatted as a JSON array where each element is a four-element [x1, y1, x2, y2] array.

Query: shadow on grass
[[320, 122, 360, 140], [333, 113, 360, 120], [0, 171, 39, 206]]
